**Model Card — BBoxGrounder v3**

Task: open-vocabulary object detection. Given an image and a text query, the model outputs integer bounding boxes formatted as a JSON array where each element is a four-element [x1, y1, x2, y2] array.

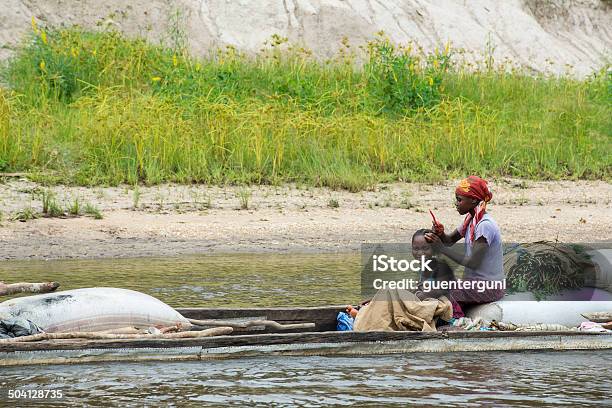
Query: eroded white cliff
[[1, 0, 610, 76]]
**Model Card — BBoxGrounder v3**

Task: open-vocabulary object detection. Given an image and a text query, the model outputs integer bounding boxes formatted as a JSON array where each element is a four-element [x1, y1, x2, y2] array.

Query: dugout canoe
[[0, 306, 610, 366]]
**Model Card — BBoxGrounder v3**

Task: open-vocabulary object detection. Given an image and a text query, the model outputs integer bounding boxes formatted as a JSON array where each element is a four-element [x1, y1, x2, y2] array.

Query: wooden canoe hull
[[1, 331, 610, 366], [1, 306, 610, 366]]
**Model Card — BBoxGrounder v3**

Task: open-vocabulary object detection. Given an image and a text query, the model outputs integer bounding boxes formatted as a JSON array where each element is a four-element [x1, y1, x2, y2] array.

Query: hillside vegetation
[[0, 25, 610, 190]]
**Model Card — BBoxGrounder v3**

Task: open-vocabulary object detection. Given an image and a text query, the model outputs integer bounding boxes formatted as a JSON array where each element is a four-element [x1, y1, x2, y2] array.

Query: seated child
[[346, 228, 460, 319], [412, 228, 456, 301]]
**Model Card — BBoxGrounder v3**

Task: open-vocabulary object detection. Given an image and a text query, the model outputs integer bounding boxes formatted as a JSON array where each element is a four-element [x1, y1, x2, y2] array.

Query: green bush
[[364, 34, 450, 113]]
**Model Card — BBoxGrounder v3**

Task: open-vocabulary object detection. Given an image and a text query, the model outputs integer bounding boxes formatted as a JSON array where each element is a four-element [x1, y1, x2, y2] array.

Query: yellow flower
[[31, 16, 39, 33], [172, 55, 178, 67], [428, 77, 434, 86], [151, 76, 162, 82], [71, 47, 79, 57], [39, 60, 46, 71], [41, 30, 47, 45]]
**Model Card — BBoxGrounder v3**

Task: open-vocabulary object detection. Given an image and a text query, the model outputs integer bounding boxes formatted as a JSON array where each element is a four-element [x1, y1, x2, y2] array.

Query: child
[[346, 228, 459, 319], [411, 228, 456, 301]]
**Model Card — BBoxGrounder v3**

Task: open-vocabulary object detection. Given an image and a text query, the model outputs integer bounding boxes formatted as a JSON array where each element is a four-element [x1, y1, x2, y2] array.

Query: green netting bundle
[[503, 241, 594, 300]]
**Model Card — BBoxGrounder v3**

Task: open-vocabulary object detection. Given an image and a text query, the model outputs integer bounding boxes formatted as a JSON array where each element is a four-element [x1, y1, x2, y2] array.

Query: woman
[[424, 176, 505, 317]]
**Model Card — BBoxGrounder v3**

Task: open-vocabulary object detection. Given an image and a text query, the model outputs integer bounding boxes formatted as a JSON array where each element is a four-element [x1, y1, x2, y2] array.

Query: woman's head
[[412, 228, 434, 258], [454, 176, 492, 215], [455, 194, 479, 215]]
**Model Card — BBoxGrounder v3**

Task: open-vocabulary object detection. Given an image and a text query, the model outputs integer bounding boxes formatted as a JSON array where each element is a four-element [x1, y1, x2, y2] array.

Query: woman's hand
[[432, 221, 445, 236], [429, 210, 445, 236], [424, 232, 443, 249]]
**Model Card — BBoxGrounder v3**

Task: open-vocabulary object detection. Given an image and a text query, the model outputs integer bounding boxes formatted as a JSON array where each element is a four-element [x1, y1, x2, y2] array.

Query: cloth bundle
[[0, 317, 43, 339], [353, 289, 452, 332]]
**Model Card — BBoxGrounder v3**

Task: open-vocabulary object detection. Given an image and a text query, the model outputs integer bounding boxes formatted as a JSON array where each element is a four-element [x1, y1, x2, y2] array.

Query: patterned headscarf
[[456, 176, 493, 241]]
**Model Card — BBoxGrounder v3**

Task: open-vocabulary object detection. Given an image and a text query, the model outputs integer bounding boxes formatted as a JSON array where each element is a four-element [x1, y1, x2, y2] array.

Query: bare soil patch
[[0, 179, 609, 260]]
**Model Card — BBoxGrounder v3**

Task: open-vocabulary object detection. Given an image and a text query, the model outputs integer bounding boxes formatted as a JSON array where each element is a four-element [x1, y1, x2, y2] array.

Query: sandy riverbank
[[0, 179, 610, 260]]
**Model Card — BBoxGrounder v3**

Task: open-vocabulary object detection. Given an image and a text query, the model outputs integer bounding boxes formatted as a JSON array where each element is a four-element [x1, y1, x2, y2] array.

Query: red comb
[[429, 209, 440, 226]]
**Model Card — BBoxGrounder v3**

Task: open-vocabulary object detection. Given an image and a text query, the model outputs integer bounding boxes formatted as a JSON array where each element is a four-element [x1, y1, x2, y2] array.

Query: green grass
[[0, 25, 609, 190], [328, 198, 340, 208], [237, 188, 252, 210], [40, 189, 63, 217], [11, 206, 38, 222], [68, 197, 81, 215], [83, 203, 103, 219]]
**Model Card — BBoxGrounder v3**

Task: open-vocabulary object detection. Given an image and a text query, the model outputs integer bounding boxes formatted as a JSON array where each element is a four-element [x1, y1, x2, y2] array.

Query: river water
[[0, 253, 610, 407], [0, 253, 362, 307]]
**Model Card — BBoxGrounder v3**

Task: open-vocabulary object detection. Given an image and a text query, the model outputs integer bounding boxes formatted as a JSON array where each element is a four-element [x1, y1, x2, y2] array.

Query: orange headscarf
[[456, 176, 493, 242]]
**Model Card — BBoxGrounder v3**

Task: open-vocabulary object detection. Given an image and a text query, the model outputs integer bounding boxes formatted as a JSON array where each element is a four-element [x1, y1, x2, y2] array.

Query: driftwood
[[0, 172, 29, 177], [99, 327, 143, 335], [0, 327, 233, 343], [160, 325, 181, 334], [98, 325, 181, 335], [188, 318, 315, 331], [581, 312, 612, 323], [0, 172, 58, 178], [0, 281, 60, 296], [178, 306, 344, 332], [492, 321, 575, 332]]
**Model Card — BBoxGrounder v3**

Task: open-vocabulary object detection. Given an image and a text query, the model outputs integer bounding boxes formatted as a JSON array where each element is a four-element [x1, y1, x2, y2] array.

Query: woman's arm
[[425, 228, 461, 246], [439, 228, 462, 245]]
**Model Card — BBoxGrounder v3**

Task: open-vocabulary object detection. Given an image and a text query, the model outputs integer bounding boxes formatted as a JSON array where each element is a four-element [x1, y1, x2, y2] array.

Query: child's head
[[412, 228, 434, 259]]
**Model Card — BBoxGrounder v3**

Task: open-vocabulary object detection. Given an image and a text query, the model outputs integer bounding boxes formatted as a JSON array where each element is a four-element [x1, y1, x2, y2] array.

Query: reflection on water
[[0, 253, 361, 307], [1, 351, 610, 406]]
